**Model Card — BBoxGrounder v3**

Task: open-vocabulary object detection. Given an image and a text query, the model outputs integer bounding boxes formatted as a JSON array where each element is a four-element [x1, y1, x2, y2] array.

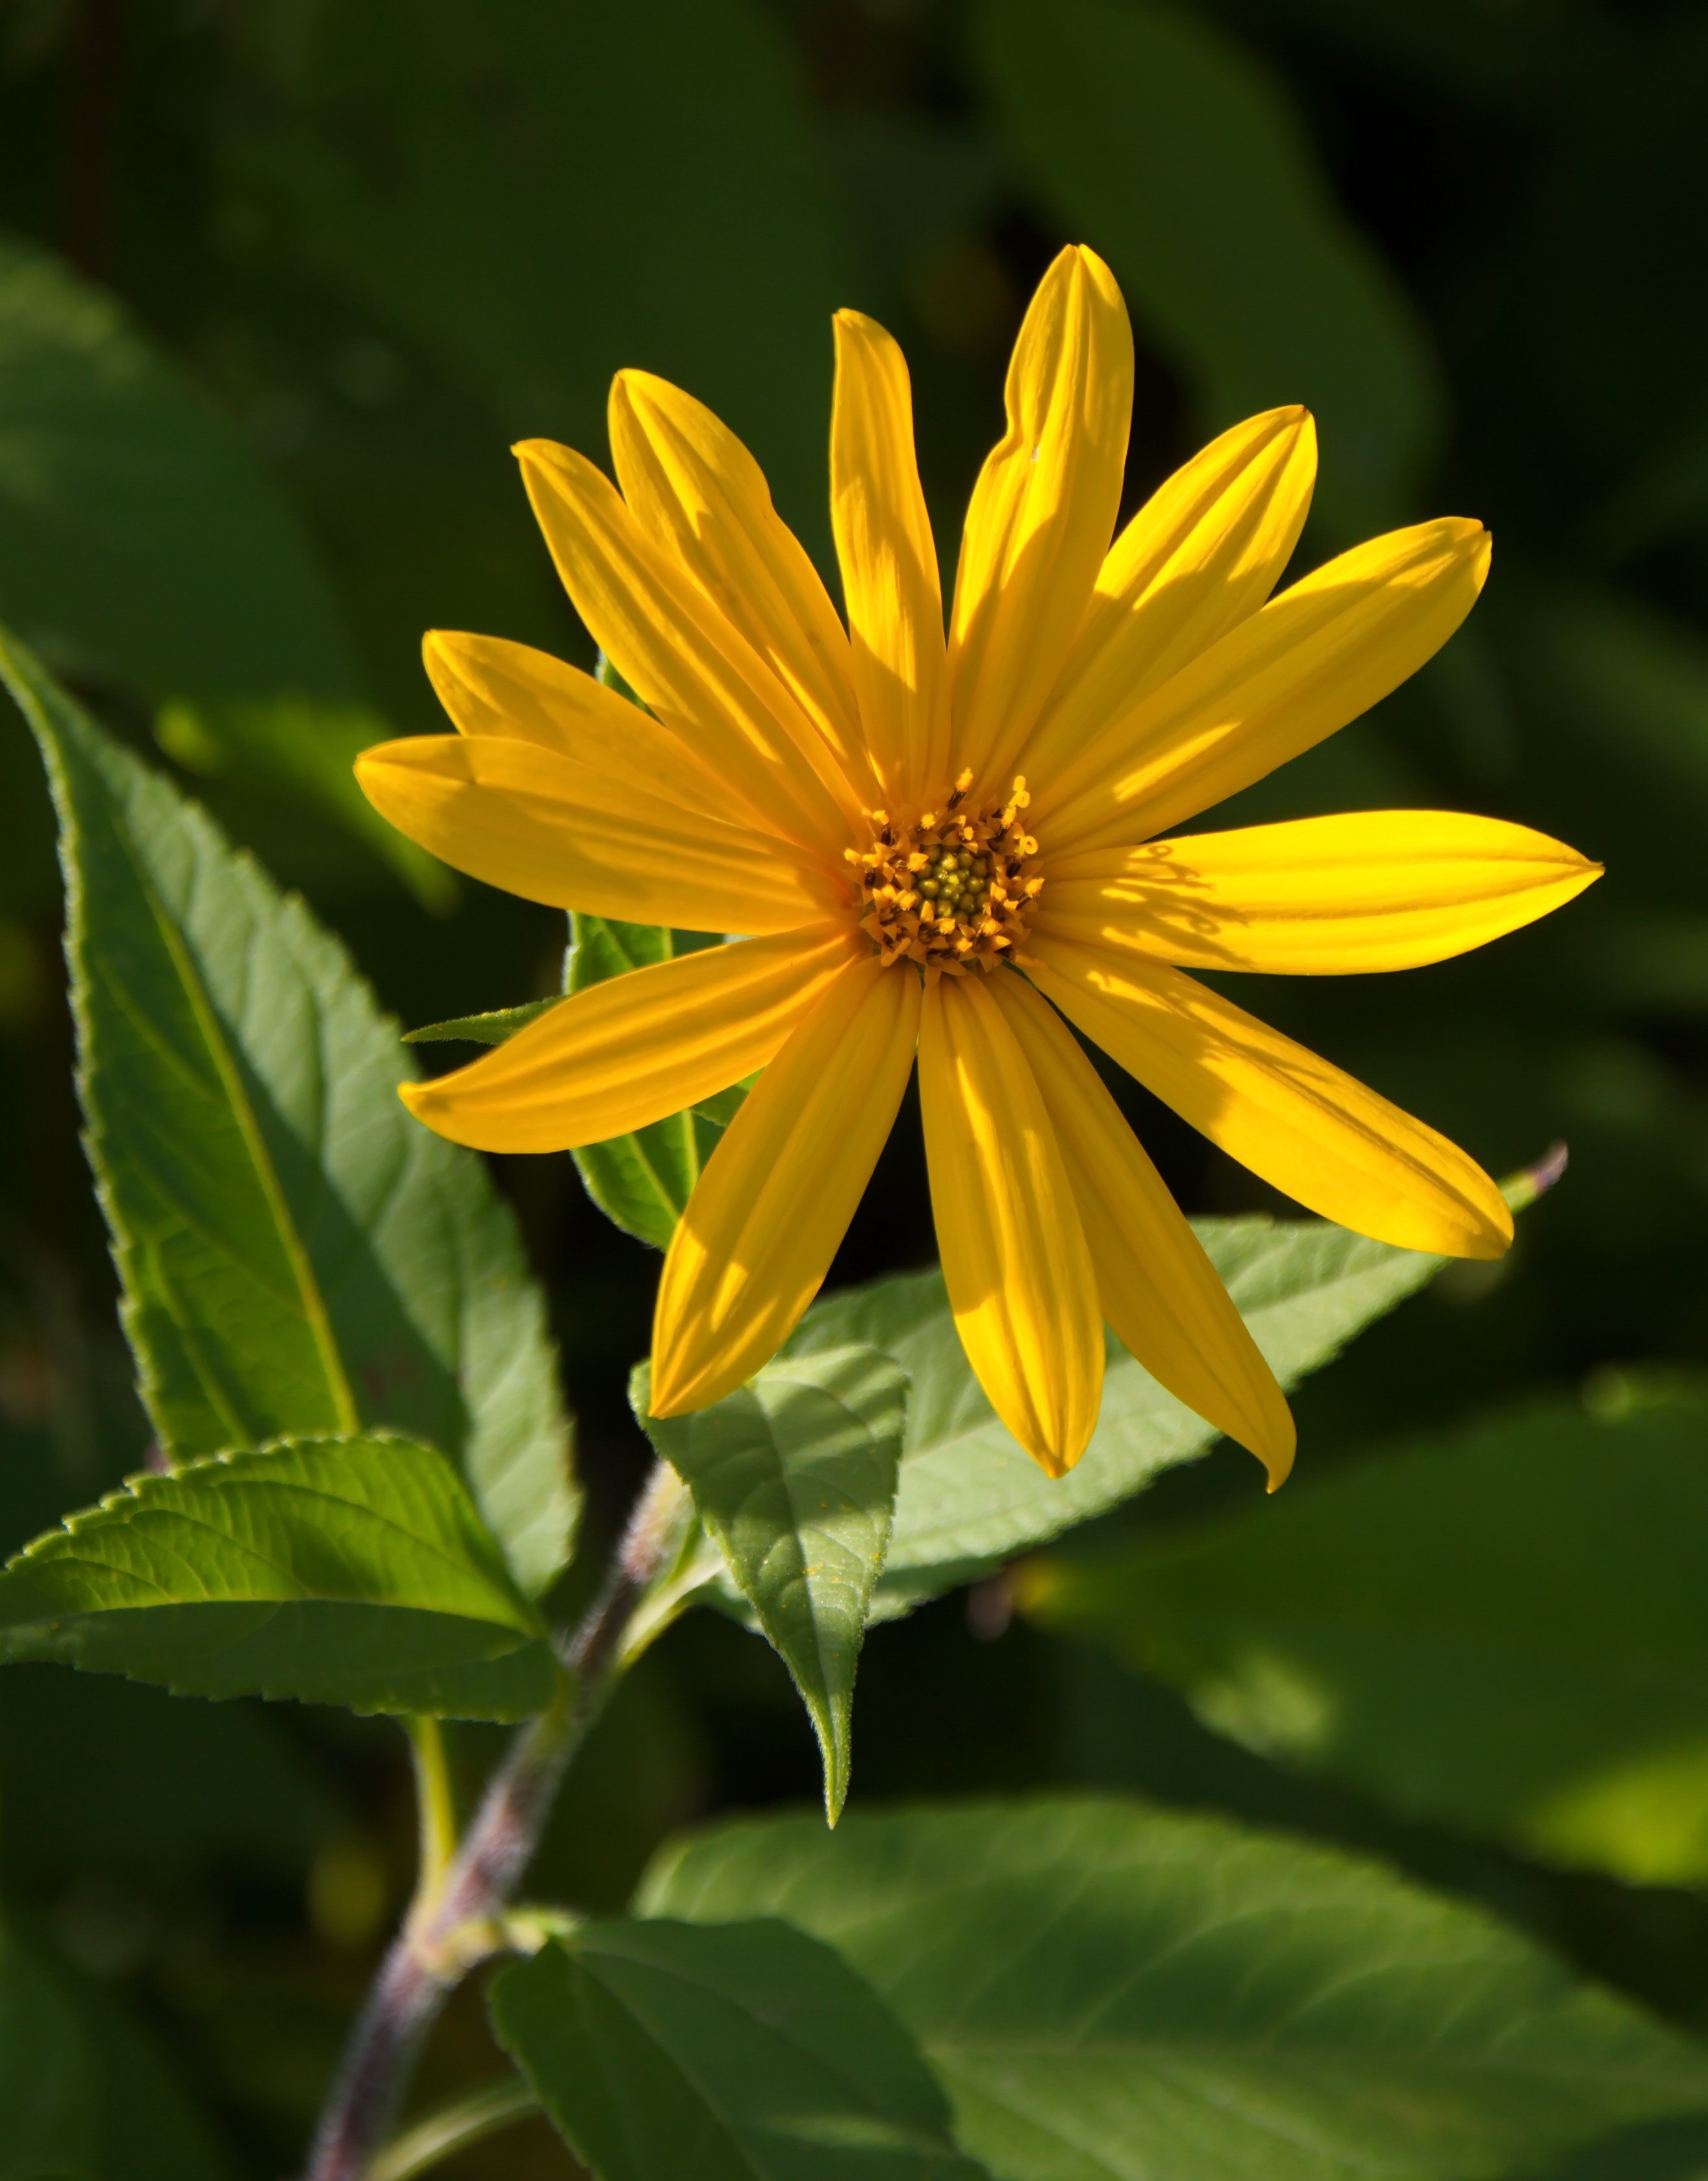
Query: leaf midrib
[[104, 800, 359, 1437], [573, 1947, 946, 2169]]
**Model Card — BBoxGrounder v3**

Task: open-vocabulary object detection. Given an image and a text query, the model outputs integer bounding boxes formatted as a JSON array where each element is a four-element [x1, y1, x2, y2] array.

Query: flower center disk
[[849, 771, 1042, 974]]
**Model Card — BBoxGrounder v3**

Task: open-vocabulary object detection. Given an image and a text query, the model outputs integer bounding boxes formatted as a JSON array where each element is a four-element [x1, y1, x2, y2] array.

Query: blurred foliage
[[1, 0, 1706, 2173]]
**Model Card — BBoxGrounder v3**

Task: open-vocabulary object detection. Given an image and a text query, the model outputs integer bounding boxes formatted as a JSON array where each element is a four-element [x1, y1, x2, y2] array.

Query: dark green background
[[1, 1, 1705, 2171]]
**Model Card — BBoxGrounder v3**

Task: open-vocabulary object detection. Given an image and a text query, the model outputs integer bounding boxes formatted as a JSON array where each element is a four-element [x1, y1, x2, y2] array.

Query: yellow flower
[[357, 246, 1600, 1487]]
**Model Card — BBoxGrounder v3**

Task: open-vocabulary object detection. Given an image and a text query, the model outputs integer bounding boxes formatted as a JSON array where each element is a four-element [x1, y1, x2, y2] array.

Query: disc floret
[[848, 770, 1042, 974]]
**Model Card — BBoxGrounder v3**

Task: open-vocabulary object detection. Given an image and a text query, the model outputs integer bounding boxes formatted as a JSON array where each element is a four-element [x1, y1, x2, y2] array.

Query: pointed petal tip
[[1502, 1139, 1570, 1214], [1023, 1413, 1096, 1481], [646, 1356, 738, 1423], [644, 1374, 689, 1422], [1261, 1437, 1296, 1495], [1468, 1198, 1517, 1258]]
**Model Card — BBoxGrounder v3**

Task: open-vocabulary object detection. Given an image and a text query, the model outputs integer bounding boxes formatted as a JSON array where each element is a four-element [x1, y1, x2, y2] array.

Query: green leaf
[[0, 1908, 229, 2180], [975, 0, 1442, 531], [153, 693, 455, 909], [4, 631, 576, 1595], [489, 1919, 986, 2181], [404, 998, 560, 1046], [1024, 1385, 1708, 1887], [0, 1669, 333, 1881], [0, 228, 350, 705], [0, 1434, 558, 1719], [642, 1796, 1708, 2181], [639, 1346, 908, 1822], [789, 1215, 1443, 1616], [566, 917, 737, 1252], [553, 658, 755, 1247], [247, 0, 851, 545], [0, 1914, 91, 2181]]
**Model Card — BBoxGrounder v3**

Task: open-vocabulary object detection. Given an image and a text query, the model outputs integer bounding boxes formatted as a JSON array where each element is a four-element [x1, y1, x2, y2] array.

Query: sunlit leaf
[[490, 1918, 986, 2181], [644, 1796, 1708, 2181], [640, 1346, 908, 1821], [0, 1434, 559, 1719], [5, 631, 576, 1595], [1025, 1384, 1708, 1886], [790, 1216, 1444, 1615]]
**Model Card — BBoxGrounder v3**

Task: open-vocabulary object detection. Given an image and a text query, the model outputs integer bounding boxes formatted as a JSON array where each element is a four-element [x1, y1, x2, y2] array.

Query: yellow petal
[[515, 438, 860, 848], [1042, 810, 1602, 975], [918, 972, 1103, 1476], [992, 972, 1294, 1488], [650, 955, 920, 1415], [355, 733, 836, 933], [398, 926, 854, 1154], [1028, 934, 1513, 1259], [829, 310, 949, 807], [948, 245, 1133, 794], [423, 629, 726, 812], [607, 370, 877, 803], [1035, 518, 1491, 853], [1022, 407, 1316, 787]]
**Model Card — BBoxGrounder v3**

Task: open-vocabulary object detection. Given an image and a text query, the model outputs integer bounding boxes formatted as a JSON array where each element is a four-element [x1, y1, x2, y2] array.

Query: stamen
[[853, 775, 1042, 974]]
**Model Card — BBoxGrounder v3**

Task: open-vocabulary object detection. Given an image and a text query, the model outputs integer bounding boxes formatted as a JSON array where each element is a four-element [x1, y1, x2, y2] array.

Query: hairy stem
[[301, 1461, 686, 2181]]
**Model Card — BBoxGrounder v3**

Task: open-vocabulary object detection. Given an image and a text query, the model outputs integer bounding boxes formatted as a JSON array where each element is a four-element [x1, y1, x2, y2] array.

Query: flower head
[[358, 246, 1600, 1486]]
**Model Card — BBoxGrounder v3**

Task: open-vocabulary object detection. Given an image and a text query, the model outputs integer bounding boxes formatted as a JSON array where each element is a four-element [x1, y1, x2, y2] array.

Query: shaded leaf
[[0, 229, 351, 706], [0, 1434, 558, 1719], [248, 0, 851, 544], [976, 0, 1442, 530], [640, 1346, 907, 1821], [789, 1215, 1444, 1615], [5, 631, 576, 1594], [644, 1795, 1708, 2181], [490, 1918, 985, 2181], [566, 917, 736, 1252], [0, 1908, 229, 2181], [0, 1668, 334, 1882], [1024, 1385, 1708, 1887], [154, 693, 455, 908], [404, 998, 560, 1046]]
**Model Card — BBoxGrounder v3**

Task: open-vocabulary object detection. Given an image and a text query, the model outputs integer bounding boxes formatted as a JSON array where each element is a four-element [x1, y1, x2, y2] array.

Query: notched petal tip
[[1067, 239, 1118, 286]]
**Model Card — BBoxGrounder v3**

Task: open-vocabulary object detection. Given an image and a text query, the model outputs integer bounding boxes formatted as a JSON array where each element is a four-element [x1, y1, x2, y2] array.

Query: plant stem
[[300, 1460, 686, 2181], [405, 1718, 457, 1896], [364, 2078, 538, 2181]]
